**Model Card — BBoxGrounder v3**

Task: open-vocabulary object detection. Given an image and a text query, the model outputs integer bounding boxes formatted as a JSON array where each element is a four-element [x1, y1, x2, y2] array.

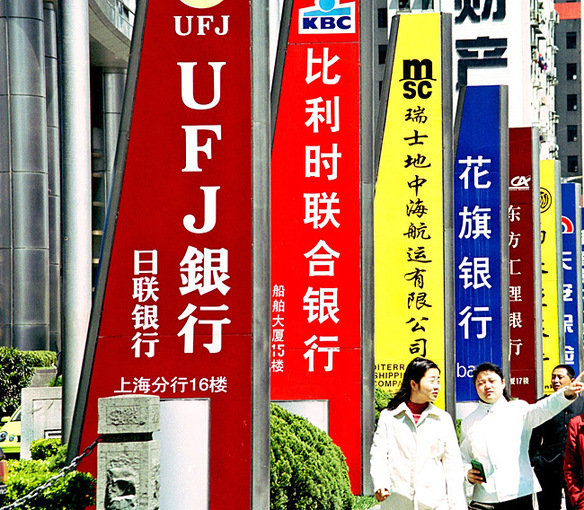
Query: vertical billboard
[[270, 0, 363, 493], [540, 160, 563, 392], [582, 206, 584, 363], [453, 85, 509, 404], [508, 127, 541, 401], [561, 182, 583, 372], [69, 1, 270, 508], [374, 12, 454, 412], [441, 0, 531, 127]]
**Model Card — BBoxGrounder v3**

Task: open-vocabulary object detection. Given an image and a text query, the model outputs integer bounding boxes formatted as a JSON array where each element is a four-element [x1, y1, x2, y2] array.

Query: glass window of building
[[567, 63, 578, 80], [568, 125, 578, 142], [567, 32, 577, 49], [567, 156, 579, 173], [378, 8, 387, 29], [378, 44, 387, 66], [568, 94, 578, 111]]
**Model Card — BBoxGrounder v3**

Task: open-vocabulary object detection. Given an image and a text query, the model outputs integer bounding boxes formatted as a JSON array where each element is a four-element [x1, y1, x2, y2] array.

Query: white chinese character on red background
[[305, 47, 340, 85], [305, 96, 340, 133], [131, 304, 159, 330], [134, 250, 158, 275], [131, 332, 159, 358], [303, 287, 339, 323], [305, 144, 341, 180], [304, 192, 341, 229], [303, 335, 339, 372], [304, 240, 340, 276], [177, 303, 231, 354], [132, 276, 160, 302], [179, 246, 230, 295]]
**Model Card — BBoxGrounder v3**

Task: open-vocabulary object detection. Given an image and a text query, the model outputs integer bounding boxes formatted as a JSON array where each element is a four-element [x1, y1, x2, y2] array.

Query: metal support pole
[[58, 0, 93, 444], [103, 69, 126, 201], [44, 0, 61, 354]]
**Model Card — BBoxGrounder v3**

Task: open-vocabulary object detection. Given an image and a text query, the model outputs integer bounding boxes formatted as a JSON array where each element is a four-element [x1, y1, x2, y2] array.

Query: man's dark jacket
[[530, 395, 584, 477]]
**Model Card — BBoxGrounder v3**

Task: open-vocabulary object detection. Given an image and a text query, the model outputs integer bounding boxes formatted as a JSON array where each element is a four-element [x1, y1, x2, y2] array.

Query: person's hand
[[565, 371, 584, 399], [467, 468, 485, 484], [375, 488, 390, 502]]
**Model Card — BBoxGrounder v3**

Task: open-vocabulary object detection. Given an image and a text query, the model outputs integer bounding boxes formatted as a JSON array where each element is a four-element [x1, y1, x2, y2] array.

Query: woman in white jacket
[[370, 357, 467, 510], [461, 362, 584, 510]]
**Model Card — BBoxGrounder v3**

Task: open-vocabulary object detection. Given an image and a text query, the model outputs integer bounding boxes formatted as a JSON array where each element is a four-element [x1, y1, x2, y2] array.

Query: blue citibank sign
[[453, 86, 509, 402]]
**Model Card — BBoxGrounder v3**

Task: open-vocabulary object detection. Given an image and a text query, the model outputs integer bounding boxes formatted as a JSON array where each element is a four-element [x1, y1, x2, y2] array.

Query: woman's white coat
[[370, 402, 467, 510]]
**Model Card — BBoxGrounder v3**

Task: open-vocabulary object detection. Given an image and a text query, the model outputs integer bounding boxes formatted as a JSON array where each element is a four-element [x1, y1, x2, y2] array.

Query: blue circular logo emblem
[[318, 0, 336, 12]]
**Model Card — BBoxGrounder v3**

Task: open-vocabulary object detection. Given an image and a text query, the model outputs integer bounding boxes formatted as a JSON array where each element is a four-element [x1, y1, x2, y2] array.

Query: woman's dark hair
[[387, 357, 440, 410], [472, 362, 511, 401]]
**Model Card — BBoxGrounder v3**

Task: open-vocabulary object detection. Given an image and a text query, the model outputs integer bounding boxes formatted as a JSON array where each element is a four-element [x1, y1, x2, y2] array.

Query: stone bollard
[[97, 395, 160, 510]]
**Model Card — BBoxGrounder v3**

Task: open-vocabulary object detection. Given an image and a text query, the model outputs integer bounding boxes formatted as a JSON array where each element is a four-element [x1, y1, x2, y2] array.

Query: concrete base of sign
[[97, 395, 160, 510], [97, 441, 160, 510], [21, 386, 62, 459], [273, 400, 329, 432], [98, 395, 160, 436]]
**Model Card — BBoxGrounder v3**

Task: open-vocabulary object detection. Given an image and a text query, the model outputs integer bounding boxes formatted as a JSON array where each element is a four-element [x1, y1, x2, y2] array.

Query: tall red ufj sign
[[69, 0, 270, 508]]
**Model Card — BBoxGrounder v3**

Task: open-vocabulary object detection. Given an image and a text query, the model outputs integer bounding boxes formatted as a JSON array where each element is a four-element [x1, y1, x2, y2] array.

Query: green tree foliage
[[0, 348, 57, 415], [0, 348, 35, 415], [270, 404, 354, 510]]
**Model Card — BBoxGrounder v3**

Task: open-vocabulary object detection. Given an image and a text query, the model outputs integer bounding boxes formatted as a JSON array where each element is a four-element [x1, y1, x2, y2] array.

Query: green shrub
[[0, 348, 35, 415], [30, 439, 62, 461], [21, 351, 57, 369], [3, 459, 95, 510], [353, 496, 378, 510], [374, 387, 392, 424], [4, 433, 92, 509], [270, 404, 354, 510]]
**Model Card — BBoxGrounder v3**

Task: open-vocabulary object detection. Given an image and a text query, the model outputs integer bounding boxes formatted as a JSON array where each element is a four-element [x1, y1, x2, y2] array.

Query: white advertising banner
[[440, 0, 532, 127]]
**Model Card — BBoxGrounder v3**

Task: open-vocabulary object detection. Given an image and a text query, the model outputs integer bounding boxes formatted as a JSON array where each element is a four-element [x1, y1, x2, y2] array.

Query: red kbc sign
[[74, 0, 254, 507], [271, 0, 362, 493]]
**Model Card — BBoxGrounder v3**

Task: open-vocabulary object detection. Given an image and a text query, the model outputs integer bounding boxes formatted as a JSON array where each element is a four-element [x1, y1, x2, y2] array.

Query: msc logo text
[[401, 59, 435, 99]]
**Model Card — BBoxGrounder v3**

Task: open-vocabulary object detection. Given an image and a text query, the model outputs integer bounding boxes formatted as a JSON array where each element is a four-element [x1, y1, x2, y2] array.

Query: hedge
[[22, 351, 57, 369], [271, 404, 354, 510], [374, 387, 392, 424], [30, 439, 62, 463], [1, 440, 95, 510]]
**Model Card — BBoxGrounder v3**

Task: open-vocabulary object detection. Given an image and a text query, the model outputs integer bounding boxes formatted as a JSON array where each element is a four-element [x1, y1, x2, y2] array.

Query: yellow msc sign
[[540, 160, 563, 393], [375, 13, 450, 408]]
